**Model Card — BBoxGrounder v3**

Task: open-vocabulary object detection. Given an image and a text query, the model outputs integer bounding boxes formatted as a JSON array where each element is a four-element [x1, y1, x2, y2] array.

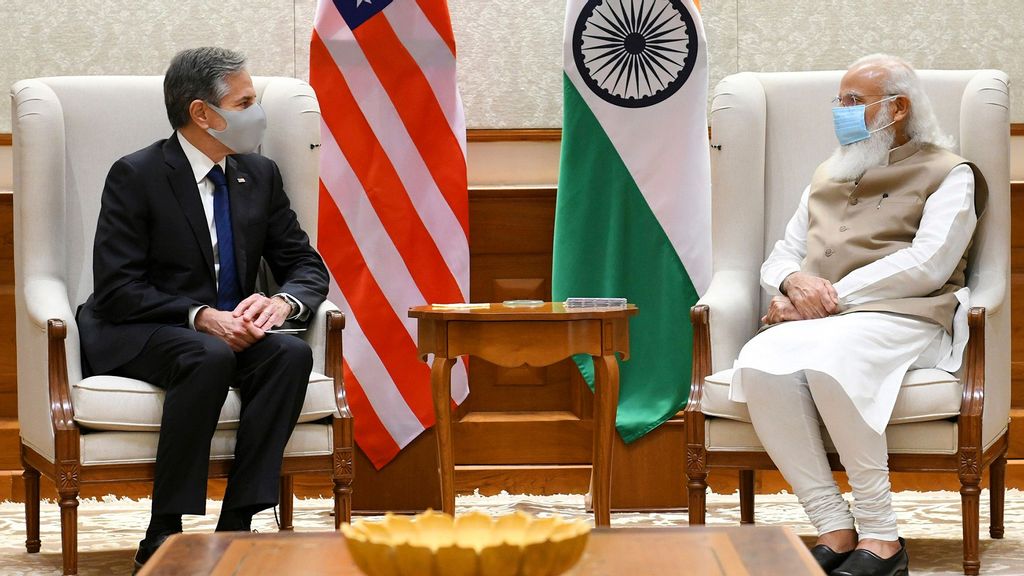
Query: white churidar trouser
[[742, 369, 898, 541]]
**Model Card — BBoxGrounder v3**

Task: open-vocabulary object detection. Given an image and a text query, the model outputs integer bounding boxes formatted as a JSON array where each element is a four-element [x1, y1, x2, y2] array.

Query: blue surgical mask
[[832, 96, 898, 146], [206, 102, 267, 154]]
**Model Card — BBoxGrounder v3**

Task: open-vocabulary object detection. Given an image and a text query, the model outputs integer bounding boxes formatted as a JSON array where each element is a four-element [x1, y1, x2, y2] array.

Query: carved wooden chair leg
[[686, 447, 708, 525], [333, 479, 352, 529], [989, 450, 1007, 539], [58, 484, 79, 576], [739, 470, 755, 525], [22, 462, 41, 553], [959, 470, 982, 576], [279, 475, 295, 531], [332, 416, 355, 528]]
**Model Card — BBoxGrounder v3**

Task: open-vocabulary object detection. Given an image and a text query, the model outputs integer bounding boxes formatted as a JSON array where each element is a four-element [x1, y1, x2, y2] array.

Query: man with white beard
[[726, 54, 986, 576]]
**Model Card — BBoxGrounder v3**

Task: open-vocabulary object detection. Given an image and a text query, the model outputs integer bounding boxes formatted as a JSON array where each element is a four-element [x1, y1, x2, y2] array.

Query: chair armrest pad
[[23, 277, 77, 331], [301, 301, 350, 418], [302, 299, 340, 375], [969, 279, 1006, 317]]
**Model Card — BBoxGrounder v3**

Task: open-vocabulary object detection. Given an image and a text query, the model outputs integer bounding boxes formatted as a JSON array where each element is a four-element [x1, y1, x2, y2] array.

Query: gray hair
[[163, 47, 247, 129], [849, 53, 956, 150]]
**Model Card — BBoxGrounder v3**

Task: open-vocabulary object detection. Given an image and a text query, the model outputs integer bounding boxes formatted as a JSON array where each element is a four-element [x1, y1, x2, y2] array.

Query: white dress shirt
[[177, 132, 304, 328]]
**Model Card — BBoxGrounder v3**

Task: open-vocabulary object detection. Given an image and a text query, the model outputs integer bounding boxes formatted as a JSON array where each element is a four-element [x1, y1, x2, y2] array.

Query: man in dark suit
[[76, 47, 329, 571]]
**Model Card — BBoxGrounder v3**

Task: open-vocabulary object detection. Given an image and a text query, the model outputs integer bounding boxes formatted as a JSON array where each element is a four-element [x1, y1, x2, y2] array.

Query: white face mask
[[206, 102, 266, 154]]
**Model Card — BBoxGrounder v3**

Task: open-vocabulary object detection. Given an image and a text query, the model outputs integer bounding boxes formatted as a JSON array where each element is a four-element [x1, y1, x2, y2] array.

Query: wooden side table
[[408, 302, 637, 526]]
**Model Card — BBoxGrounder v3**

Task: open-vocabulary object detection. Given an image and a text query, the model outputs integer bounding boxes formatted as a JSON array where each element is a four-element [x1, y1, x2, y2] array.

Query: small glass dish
[[502, 300, 545, 308]]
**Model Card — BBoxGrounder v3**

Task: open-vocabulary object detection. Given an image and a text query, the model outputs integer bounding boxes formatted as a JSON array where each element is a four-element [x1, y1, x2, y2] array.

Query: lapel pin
[[236, 177, 246, 183]]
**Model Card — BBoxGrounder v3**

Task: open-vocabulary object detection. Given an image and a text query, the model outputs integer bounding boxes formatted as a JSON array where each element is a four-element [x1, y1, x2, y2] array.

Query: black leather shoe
[[215, 508, 254, 532], [830, 537, 909, 576], [810, 544, 854, 573], [132, 532, 175, 574]]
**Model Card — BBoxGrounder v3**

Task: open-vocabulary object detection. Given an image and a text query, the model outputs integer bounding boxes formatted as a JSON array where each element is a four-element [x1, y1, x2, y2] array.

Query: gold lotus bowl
[[341, 510, 591, 576]]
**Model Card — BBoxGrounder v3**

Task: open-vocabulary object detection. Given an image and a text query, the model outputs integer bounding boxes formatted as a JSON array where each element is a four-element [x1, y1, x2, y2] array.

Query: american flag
[[310, 0, 469, 469]]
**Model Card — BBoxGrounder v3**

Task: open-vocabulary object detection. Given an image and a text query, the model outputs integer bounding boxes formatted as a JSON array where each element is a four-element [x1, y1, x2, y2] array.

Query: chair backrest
[[12, 76, 322, 458], [709, 69, 1011, 446], [13, 75, 322, 309]]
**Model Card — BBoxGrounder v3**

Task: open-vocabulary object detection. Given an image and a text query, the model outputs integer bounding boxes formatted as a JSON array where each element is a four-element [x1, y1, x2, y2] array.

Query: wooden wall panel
[[459, 185, 596, 470], [1011, 182, 1024, 422], [0, 194, 14, 418]]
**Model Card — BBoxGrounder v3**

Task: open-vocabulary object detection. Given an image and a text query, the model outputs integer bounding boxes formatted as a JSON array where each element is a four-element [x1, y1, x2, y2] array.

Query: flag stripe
[[319, 136, 474, 404], [312, 0, 468, 468], [351, 16, 469, 236], [320, 124, 424, 337], [326, 280, 426, 446], [318, 183, 435, 429], [383, 0, 466, 156], [412, 0, 457, 57], [314, 10, 469, 296], [341, 358, 402, 468], [311, 31, 464, 305]]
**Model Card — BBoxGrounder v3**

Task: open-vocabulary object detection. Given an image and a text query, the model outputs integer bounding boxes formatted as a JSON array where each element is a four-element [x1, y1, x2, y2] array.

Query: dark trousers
[[112, 327, 311, 517]]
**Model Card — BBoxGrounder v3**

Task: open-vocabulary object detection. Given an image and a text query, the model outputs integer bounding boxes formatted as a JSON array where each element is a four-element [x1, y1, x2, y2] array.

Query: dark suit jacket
[[78, 133, 329, 375]]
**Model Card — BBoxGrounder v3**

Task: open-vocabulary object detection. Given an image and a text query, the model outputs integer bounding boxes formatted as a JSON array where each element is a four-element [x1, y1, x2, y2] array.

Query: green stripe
[[552, 74, 699, 443]]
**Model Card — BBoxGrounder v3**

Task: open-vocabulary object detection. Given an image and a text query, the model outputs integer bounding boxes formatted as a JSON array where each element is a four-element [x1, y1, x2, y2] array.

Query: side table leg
[[431, 356, 457, 516], [592, 354, 620, 527]]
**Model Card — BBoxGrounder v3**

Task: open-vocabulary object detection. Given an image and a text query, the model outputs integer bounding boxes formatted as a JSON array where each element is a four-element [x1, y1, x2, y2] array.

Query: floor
[[0, 489, 1022, 575]]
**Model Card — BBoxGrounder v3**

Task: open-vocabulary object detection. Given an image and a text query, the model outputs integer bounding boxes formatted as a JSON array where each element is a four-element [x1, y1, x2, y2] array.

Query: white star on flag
[[356, 0, 372, 6]]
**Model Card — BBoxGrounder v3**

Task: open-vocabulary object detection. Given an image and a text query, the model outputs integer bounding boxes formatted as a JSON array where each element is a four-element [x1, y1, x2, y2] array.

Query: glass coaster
[[502, 299, 545, 308]]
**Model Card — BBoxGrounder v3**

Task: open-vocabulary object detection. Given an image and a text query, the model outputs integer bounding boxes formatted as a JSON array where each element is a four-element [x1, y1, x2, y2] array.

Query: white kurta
[[728, 163, 977, 433]]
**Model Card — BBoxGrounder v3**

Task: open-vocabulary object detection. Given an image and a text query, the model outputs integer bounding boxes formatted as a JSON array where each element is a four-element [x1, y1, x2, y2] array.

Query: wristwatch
[[276, 294, 300, 319]]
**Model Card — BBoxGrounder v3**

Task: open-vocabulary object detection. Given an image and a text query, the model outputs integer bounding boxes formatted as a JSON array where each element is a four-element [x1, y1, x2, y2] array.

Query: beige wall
[[2, 1, 1023, 188], [4, 1, 1024, 132]]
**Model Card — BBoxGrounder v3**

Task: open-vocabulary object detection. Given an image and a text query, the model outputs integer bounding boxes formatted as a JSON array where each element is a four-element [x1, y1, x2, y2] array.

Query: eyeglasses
[[831, 93, 900, 107]]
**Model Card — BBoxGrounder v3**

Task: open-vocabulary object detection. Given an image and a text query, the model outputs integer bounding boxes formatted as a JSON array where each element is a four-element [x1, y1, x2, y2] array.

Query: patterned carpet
[[1, 490, 1022, 575]]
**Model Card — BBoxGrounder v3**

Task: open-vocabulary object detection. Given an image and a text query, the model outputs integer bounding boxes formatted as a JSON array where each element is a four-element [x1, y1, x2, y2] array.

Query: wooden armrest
[[324, 310, 350, 418], [47, 319, 77, 432], [685, 304, 712, 415], [955, 306, 987, 481], [47, 319, 82, 476], [959, 307, 986, 421]]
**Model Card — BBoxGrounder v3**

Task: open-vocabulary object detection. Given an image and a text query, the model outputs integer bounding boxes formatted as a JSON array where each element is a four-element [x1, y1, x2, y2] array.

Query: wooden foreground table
[[408, 302, 638, 527], [139, 526, 822, 575]]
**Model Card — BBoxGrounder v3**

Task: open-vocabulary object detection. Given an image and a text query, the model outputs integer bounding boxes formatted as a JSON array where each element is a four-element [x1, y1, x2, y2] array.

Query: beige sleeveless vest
[[801, 141, 988, 332]]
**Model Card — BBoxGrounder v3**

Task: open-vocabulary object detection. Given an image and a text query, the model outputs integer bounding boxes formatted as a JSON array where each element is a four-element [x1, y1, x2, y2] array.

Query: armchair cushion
[[71, 371, 338, 432], [79, 423, 334, 466], [703, 367, 961, 425], [705, 418, 959, 455]]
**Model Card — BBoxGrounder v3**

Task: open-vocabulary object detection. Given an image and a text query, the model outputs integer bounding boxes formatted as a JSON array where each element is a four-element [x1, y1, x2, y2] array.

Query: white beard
[[826, 107, 897, 182]]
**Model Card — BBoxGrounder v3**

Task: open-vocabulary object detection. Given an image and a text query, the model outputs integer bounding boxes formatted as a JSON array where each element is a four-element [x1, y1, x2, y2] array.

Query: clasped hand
[[195, 294, 293, 351], [762, 273, 840, 326], [781, 272, 839, 319]]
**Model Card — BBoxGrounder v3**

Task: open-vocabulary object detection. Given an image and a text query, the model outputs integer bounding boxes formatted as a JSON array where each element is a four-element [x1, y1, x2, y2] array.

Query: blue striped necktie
[[206, 165, 242, 310]]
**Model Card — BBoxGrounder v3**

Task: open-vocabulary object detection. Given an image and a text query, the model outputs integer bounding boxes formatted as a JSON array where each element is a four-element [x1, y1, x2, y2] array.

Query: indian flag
[[553, 0, 711, 442]]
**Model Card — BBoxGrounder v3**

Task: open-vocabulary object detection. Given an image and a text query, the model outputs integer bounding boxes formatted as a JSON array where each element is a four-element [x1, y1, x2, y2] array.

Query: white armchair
[[12, 76, 353, 576], [684, 70, 1009, 576]]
